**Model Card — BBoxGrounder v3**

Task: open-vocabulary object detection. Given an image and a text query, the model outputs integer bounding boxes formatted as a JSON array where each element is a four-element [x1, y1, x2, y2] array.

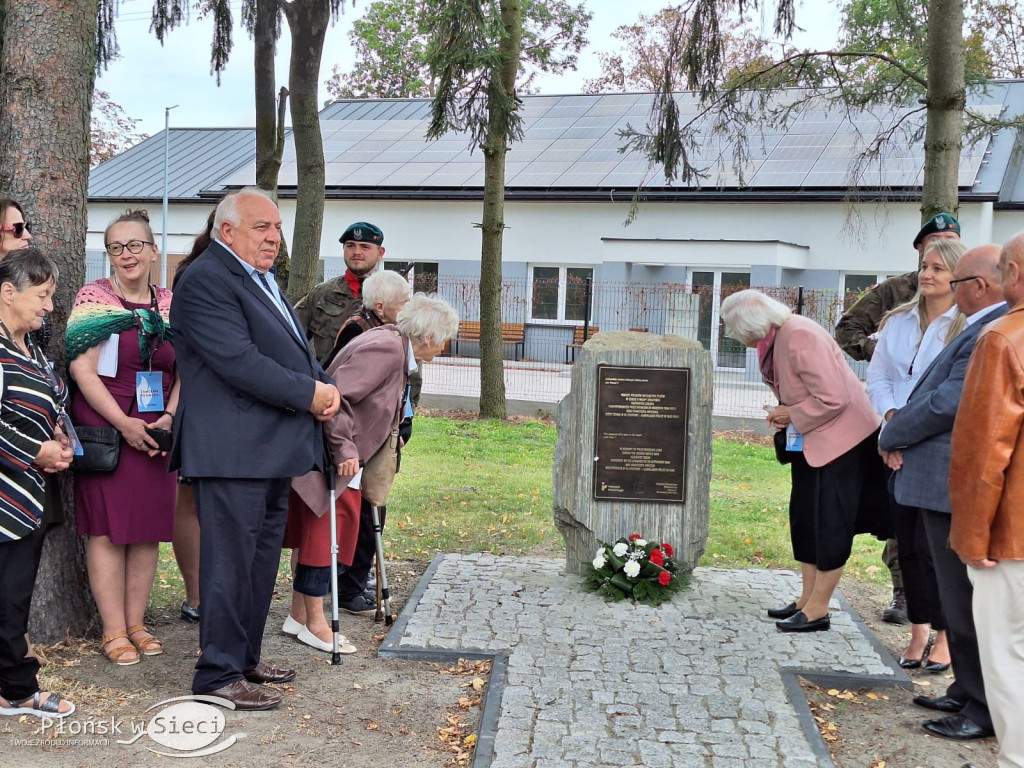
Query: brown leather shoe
[[243, 662, 296, 685], [199, 680, 281, 711]]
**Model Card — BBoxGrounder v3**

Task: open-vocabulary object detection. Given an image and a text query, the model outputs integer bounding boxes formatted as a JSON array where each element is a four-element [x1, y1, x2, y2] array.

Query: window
[[385, 261, 438, 293], [529, 265, 594, 322]]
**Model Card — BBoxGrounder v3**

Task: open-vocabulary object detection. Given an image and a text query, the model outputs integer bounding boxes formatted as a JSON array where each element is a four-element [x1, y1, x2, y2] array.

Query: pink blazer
[[770, 315, 881, 467]]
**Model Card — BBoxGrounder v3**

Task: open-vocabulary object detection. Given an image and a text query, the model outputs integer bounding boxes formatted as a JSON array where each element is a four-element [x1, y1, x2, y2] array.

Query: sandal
[[127, 625, 164, 656], [102, 633, 140, 666], [0, 691, 76, 718]]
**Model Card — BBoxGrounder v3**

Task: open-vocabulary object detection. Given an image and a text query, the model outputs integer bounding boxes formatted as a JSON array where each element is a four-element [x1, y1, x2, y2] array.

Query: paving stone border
[[379, 554, 911, 768]]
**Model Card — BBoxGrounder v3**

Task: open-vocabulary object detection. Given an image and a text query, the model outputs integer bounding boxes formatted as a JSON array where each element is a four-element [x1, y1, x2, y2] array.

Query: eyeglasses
[[949, 275, 987, 289], [105, 240, 153, 257], [0, 221, 32, 238]]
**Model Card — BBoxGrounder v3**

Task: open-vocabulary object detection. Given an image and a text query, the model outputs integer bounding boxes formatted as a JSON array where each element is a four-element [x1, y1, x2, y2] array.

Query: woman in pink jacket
[[720, 290, 888, 632]]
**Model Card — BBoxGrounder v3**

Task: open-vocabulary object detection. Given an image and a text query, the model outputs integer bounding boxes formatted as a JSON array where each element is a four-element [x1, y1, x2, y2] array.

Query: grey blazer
[[878, 303, 1008, 513]]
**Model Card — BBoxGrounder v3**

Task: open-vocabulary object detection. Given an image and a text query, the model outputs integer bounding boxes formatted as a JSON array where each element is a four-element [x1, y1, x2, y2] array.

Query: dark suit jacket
[[879, 303, 1009, 512], [169, 241, 330, 479]]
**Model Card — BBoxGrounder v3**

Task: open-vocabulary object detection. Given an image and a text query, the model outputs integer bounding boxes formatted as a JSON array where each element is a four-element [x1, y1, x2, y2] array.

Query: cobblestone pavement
[[385, 554, 902, 768]]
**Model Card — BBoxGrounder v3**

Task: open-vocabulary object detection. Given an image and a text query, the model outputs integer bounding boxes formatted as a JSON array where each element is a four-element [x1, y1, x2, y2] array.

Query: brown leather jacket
[[949, 303, 1024, 561]]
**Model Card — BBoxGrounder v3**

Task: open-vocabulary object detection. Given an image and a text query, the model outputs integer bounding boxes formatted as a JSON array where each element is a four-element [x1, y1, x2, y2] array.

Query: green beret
[[340, 221, 384, 245], [913, 213, 960, 248]]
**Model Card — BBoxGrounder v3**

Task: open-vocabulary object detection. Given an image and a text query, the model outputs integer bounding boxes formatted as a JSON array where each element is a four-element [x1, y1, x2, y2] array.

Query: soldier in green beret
[[295, 221, 387, 364]]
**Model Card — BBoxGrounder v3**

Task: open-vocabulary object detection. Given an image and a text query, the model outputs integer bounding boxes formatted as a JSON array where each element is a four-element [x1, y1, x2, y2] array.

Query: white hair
[[719, 289, 792, 345], [213, 187, 275, 231], [396, 293, 460, 345], [362, 270, 411, 310]]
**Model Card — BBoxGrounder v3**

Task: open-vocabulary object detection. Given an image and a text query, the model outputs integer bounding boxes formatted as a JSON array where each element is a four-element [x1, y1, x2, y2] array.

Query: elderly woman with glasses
[[0, 249, 76, 719], [719, 289, 887, 633], [66, 209, 178, 666]]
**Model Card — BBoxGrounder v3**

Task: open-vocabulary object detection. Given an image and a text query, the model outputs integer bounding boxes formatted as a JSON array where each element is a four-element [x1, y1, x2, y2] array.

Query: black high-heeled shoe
[[923, 659, 951, 672], [898, 633, 934, 669]]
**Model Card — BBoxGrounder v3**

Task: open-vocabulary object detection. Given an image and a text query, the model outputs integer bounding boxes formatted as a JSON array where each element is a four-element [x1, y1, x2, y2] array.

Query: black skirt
[[788, 429, 890, 571]]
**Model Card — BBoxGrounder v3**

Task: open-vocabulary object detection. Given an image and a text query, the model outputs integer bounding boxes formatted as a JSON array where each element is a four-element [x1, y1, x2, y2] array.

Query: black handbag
[[773, 429, 793, 465], [73, 426, 121, 473], [71, 396, 135, 474]]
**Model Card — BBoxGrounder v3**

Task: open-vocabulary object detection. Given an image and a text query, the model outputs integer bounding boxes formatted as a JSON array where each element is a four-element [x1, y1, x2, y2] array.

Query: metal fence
[[417, 276, 866, 419]]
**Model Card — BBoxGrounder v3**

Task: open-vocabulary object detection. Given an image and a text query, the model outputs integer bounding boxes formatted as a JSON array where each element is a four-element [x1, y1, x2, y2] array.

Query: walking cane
[[371, 504, 396, 626], [324, 431, 343, 665], [374, 558, 384, 624]]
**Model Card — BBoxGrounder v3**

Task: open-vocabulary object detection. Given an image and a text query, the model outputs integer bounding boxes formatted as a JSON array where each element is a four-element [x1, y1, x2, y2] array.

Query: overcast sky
[[102, 0, 842, 136]]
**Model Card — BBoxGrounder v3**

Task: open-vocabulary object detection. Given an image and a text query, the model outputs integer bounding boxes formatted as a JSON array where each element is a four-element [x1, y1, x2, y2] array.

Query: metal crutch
[[370, 504, 395, 626], [325, 436, 343, 665]]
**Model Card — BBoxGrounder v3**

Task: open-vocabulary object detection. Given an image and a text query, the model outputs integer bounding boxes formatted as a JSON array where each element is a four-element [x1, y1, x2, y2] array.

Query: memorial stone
[[553, 331, 713, 574]]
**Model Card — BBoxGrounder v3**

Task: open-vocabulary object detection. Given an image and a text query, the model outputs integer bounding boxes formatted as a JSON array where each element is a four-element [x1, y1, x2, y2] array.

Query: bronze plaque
[[593, 365, 689, 502]]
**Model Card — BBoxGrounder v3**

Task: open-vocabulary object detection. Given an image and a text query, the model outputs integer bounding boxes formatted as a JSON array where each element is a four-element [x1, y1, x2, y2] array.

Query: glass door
[[688, 269, 751, 369]]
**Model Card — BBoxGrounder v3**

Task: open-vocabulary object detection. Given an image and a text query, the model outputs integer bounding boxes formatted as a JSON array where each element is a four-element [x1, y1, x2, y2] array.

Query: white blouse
[[866, 303, 960, 417]]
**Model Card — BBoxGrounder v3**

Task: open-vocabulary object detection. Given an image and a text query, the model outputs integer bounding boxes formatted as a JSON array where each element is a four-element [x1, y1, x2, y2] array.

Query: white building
[[88, 85, 1024, 367]]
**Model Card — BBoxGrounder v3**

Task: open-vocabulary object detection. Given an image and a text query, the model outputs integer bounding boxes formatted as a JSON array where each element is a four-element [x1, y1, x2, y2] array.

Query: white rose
[[593, 555, 606, 569], [612, 542, 629, 557], [623, 560, 641, 578], [596, 547, 606, 559], [635, 539, 648, 547]]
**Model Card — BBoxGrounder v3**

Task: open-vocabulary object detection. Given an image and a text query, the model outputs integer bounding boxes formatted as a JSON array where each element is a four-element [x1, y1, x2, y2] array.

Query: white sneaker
[[296, 626, 356, 655], [281, 615, 303, 636]]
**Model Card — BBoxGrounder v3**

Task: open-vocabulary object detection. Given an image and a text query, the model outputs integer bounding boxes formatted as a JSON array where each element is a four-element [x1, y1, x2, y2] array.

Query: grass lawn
[[152, 414, 889, 610]]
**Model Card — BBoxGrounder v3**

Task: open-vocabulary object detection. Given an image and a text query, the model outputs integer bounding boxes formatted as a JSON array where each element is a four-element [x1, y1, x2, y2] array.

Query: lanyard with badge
[[113, 278, 165, 414], [0, 316, 82, 454]]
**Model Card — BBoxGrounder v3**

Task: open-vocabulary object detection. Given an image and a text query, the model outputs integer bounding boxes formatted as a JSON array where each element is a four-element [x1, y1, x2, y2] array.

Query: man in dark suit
[[170, 188, 339, 710], [878, 244, 1004, 742]]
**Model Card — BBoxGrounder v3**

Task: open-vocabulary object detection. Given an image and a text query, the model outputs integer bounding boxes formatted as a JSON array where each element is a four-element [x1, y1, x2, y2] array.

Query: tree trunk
[[920, 0, 965, 222], [478, 0, 523, 419], [0, 0, 99, 643], [255, 0, 292, 288], [281, 0, 329, 304]]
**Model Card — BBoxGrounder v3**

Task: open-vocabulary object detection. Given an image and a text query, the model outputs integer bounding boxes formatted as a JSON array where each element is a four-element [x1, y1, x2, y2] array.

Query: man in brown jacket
[[950, 230, 1024, 766]]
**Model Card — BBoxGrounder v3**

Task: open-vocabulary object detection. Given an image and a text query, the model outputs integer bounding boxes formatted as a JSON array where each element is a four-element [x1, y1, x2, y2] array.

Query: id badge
[[136, 371, 165, 412], [785, 422, 804, 452], [403, 384, 414, 419], [61, 414, 85, 457]]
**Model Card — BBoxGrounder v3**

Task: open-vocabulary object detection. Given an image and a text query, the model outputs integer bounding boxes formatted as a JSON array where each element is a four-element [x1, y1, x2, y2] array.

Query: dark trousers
[[192, 477, 289, 693], [337, 500, 385, 600], [891, 496, 945, 629], [0, 529, 44, 703], [920, 508, 993, 731]]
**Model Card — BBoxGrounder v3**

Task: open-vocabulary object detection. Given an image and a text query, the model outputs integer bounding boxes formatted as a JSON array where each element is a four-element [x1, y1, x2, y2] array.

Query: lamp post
[[160, 104, 179, 288]]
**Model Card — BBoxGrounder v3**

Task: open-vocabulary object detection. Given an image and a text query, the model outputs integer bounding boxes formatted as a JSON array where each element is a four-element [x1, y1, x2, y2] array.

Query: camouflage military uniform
[[294, 275, 363, 365], [834, 272, 918, 362]]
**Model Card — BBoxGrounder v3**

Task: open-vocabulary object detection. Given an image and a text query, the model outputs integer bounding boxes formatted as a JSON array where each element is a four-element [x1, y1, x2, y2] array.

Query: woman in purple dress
[[66, 210, 178, 666]]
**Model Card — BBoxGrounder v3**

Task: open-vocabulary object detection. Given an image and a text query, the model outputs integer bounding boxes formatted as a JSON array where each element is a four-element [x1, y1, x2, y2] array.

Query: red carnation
[[658, 571, 671, 586], [649, 549, 664, 566], [629, 534, 642, 541], [662, 543, 675, 557]]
